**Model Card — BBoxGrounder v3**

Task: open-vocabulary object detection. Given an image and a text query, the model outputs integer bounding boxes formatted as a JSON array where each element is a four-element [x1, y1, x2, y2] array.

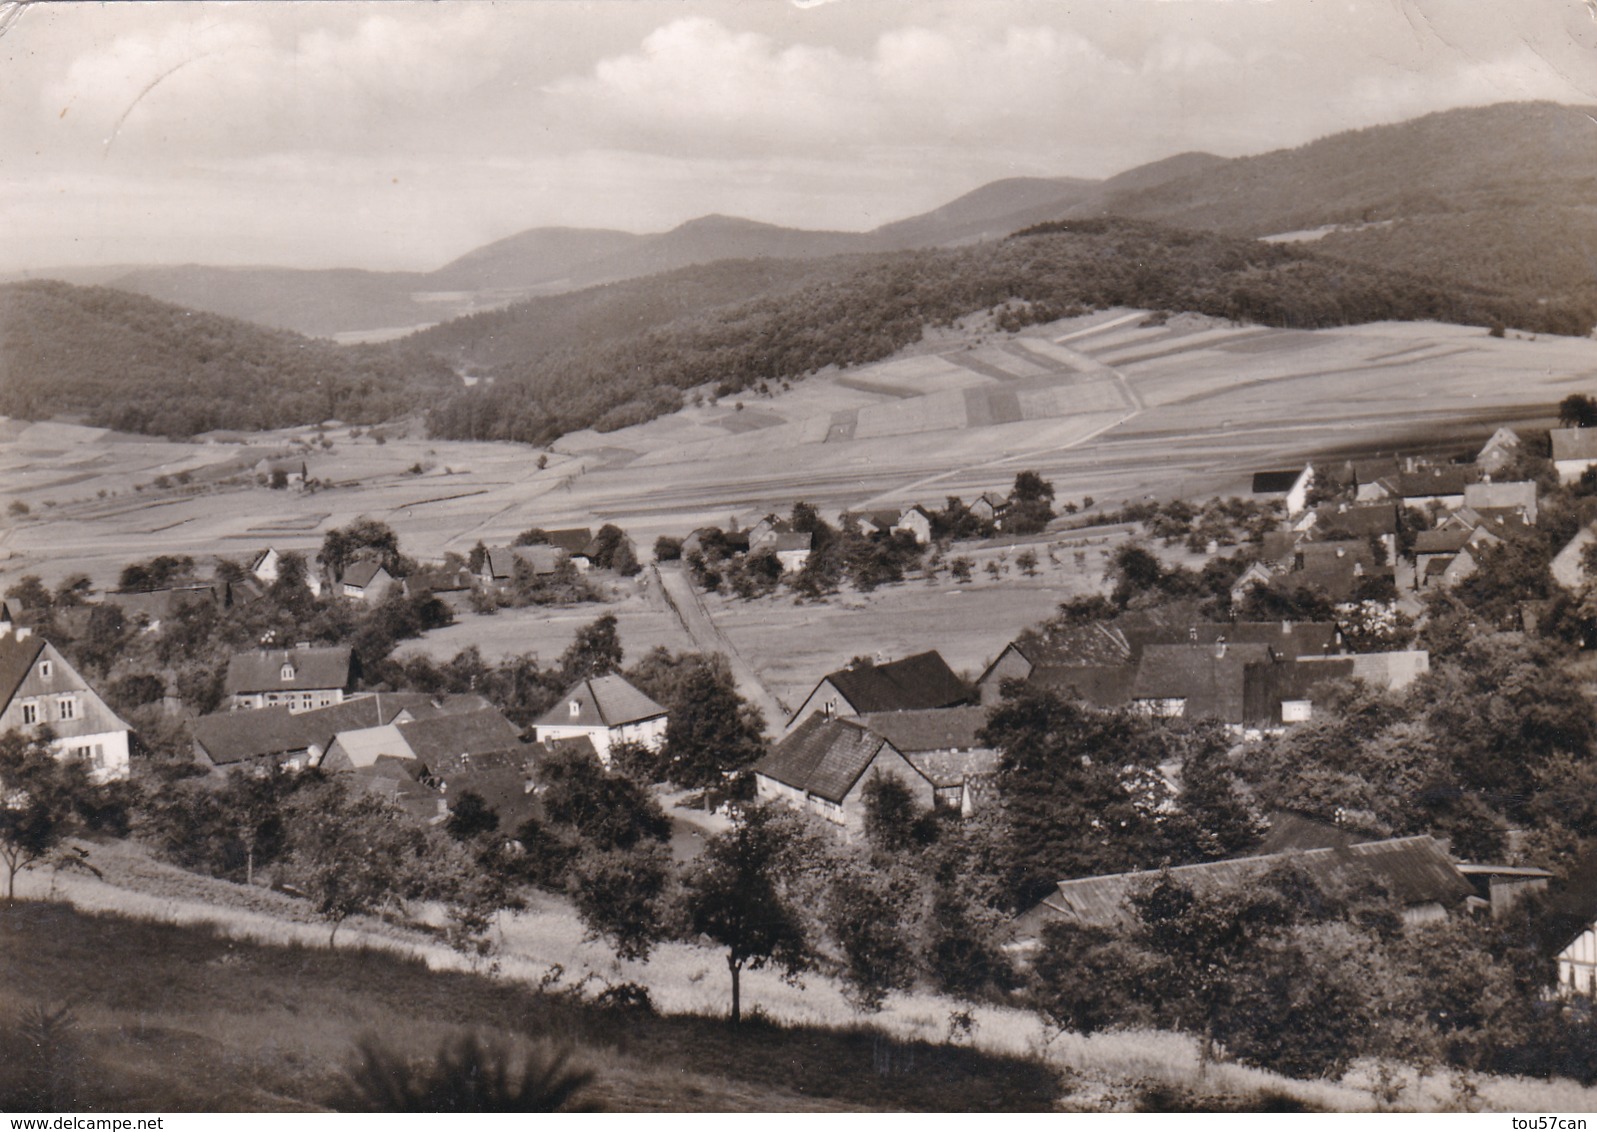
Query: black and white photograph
[[4, 0, 1597, 1115]]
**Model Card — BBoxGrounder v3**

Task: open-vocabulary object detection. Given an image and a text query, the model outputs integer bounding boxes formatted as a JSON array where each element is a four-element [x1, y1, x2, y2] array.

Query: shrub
[[333, 1032, 596, 1112]]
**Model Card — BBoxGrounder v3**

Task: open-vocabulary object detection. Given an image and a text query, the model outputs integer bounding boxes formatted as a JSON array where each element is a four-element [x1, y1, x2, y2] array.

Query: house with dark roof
[[478, 545, 569, 588], [0, 608, 131, 781], [338, 559, 397, 604], [753, 715, 935, 834], [225, 645, 354, 712], [544, 528, 597, 570], [840, 508, 902, 535], [855, 705, 999, 815], [977, 626, 1135, 703], [1374, 465, 1482, 509], [1129, 642, 1278, 725], [321, 705, 524, 774], [1250, 465, 1313, 516], [788, 650, 973, 731], [254, 455, 307, 486], [768, 531, 813, 573], [969, 492, 1010, 525], [1552, 428, 1597, 484], [1463, 480, 1538, 525], [191, 691, 492, 773], [1013, 835, 1471, 944], [532, 674, 668, 766]]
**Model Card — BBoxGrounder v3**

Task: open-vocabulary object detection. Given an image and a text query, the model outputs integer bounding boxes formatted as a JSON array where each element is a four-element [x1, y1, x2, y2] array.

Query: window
[[38, 661, 52, 679], [569, 700, 581, 718], [58, 697, 76, 720], [21, 702, 37, 725], [280, 664, 296, 681]]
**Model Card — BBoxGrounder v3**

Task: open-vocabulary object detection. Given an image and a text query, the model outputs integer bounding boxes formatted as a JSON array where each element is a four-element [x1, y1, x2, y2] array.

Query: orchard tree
[[659, 660, 766, 788], [0, 731, 92, 902], [683, 804, 815, 1024], [825, 862, 921, 1013], [569, 842, 675, 962], [559, 614, 623, 682]]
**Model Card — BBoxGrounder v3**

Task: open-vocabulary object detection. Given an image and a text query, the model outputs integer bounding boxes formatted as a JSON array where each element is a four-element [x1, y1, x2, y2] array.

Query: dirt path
[[652, 562, 791, 732]]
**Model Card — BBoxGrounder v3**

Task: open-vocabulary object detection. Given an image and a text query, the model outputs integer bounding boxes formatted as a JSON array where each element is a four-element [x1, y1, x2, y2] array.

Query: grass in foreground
[[0, 901, 1063, 1112]]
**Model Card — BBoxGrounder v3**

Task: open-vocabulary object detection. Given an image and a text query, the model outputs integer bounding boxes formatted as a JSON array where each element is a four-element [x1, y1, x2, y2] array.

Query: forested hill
[[0, 280, 457, 437], [424, 218, 1596, 446]]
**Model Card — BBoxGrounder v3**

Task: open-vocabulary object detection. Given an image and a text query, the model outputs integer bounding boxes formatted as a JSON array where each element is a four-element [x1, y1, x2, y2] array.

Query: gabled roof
[[1026, 836, 1470, 931], [1027, 664, 1138, 708], [405, 565, 475, 592], [1252, 469, 1306, 494], [1307, 503, 1399, 540], [535, 674, 667, 729], [754, 715, 903, 804], [1414, 528, 1474, 555], [1130, 643, 1275, 723], [192, 705, 316, 766], [340, 559, 390, 588], [1463, 480, 1537, 513], [1552, 428, 1597, 463], [1004, 623, 1134, 669], [103, 586, 217, 622], [769, 532, 813, 553], [820, 650, 972, 714], [907, 747, 1002, 788], [396, 708, 524, 766], [842, 509, 901, 532], [544, 528, 596, 555], [1165, 621, 1342, 662], [483, 545, 566, 579], [1248, 811, 1373, 856], [0, 630, 48, 711], [224, 646, 353, 695], [331, 723, 413, 769], [854, 705, 992, 754], [1382, 466, 1481, 498]]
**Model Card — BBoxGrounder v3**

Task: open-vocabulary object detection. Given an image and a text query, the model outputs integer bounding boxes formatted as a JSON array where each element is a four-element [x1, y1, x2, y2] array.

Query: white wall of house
[[1560, 927, 1597, 996], [536, 715, 666, 767], [1556, 459, 1597, 485], [233, 688, 345, 713]]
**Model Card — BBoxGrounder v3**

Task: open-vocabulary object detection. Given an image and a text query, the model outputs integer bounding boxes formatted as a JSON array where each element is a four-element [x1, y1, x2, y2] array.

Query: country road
[[651, 562, 791, 734]]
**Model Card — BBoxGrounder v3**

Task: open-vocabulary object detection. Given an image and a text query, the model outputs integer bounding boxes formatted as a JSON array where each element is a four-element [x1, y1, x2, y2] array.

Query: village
[[10, 395, 1597, 1096]]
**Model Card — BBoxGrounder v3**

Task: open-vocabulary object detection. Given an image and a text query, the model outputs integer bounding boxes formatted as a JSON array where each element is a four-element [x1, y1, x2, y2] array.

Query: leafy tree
[[569, 842, 675, 962], [860, 774, 931, 854], [949, 556, 974, 584], [1016, 549, 1040, 577], [537, 745, 671, 851], [282, 782, 430, 946], [4, 575, 51, 612], [1560, 394, 1597, 429], [825, 862, 921, 1013], [558, 614, 623, 682], [0, 732, 92, 901], [660, 662, 766, 788], [1031, 921, 1152, 1036], [321, 517, 402, 580], [683, 804, 815, 1025], [653, 536, 682, 562], [445, 791, 500, 842]]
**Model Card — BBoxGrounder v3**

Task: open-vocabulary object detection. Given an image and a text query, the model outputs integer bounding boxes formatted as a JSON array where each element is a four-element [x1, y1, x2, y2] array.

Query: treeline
[[0, 281, 457, 438], [425, 219, 1595, 445]]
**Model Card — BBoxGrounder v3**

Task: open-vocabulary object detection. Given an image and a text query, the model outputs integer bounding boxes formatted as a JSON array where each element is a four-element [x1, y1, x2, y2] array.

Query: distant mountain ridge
[[19, 100, 1597, 337]]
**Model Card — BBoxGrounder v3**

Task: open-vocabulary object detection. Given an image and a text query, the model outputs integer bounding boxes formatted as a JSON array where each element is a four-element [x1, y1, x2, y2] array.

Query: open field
[[3, 309, 1588, 597], [9, 838, 1597, 1113]]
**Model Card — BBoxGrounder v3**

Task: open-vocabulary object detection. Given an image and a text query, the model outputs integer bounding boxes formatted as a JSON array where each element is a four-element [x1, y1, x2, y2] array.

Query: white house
[[0, 606, 131, 781], [225, 645, 353, 712], [752, 714, 936, 834], [532, 674, 668, 767], [1250, 465, 1314, 517], [1552, 429, 1597, 484], [892, 506, 935, 545], [339, 559, 397, 604]]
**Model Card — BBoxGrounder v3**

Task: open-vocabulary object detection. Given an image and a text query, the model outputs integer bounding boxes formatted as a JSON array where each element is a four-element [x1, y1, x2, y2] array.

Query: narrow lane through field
[[651, 562, 791, 733]]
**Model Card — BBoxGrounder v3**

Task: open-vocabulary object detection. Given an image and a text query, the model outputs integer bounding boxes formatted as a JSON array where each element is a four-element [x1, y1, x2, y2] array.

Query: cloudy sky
[[2, 0, 1594, 272]]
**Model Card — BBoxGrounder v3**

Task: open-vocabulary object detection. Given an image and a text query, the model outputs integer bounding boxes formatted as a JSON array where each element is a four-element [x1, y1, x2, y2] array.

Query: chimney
[[15, 626, 31, 641]]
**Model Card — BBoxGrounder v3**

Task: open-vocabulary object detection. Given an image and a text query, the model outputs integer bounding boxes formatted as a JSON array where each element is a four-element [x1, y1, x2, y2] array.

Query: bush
[[333, 1032, 596, 1112]]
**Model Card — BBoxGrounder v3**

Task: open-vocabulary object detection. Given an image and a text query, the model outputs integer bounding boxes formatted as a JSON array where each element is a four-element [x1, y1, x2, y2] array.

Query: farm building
[[1418, 549, 1478, 591], [532, 673, 668, 766], [969, 492, 1010, 525], [1371, 464, 1482, 510], [102, 584, 219, 632], [1477, 427, 1522, 475], [892, 506, 935, 544], [403, 564, 478, 611], [250, 547, 283, 584], [1462, 479, 1538, 524], [321, 705, 523, 773], [225, 645, 354, 712], [1553, 523, 1597, 590], [753, 714, 936, 834], [1551, 429, 1597, 484], [338, 559, 397, 603], [544, 528, 597, 570], [477, 545, 569, 587], [1250, 465, 1314, 516], [1296, 649, 1429, 692], [839, 508, 902, 535], [254, 456, 307, 486], [978, 625, 1135, 703], [191, 691, 493, 773], [854, 705, 999, 815], [1012, 835, 1471, 945], [768, 532, 814, 573], [787, 650, 973, 730], [0, 606, 131, 781]]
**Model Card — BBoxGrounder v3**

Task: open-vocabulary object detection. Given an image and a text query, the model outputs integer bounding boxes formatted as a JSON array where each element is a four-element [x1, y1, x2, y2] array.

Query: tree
[[860, 773, 929, 854], [949, 556, 974, 583], [321, 517, 402, 580], [558, 614, 623, 682], [445, 791, 500, 842], [537, 745, 671, 851], [4, 575, 51, 612], [683, 804, 814, 1024], [569, 842, 675, 962], [1011, 471, 1055, 503], [1016, 549, 1040, 577], [661, 662, 766, 788], [1560, 394, 1597, 429], [653, 536, 682, 562], [0, 732, 90, 901], [282, 782, 430, 945], [825, 862, 920, 1013]]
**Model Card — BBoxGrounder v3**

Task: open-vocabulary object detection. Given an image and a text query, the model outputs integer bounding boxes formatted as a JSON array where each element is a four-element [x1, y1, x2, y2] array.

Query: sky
[[2, 0, 1596, 273]]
